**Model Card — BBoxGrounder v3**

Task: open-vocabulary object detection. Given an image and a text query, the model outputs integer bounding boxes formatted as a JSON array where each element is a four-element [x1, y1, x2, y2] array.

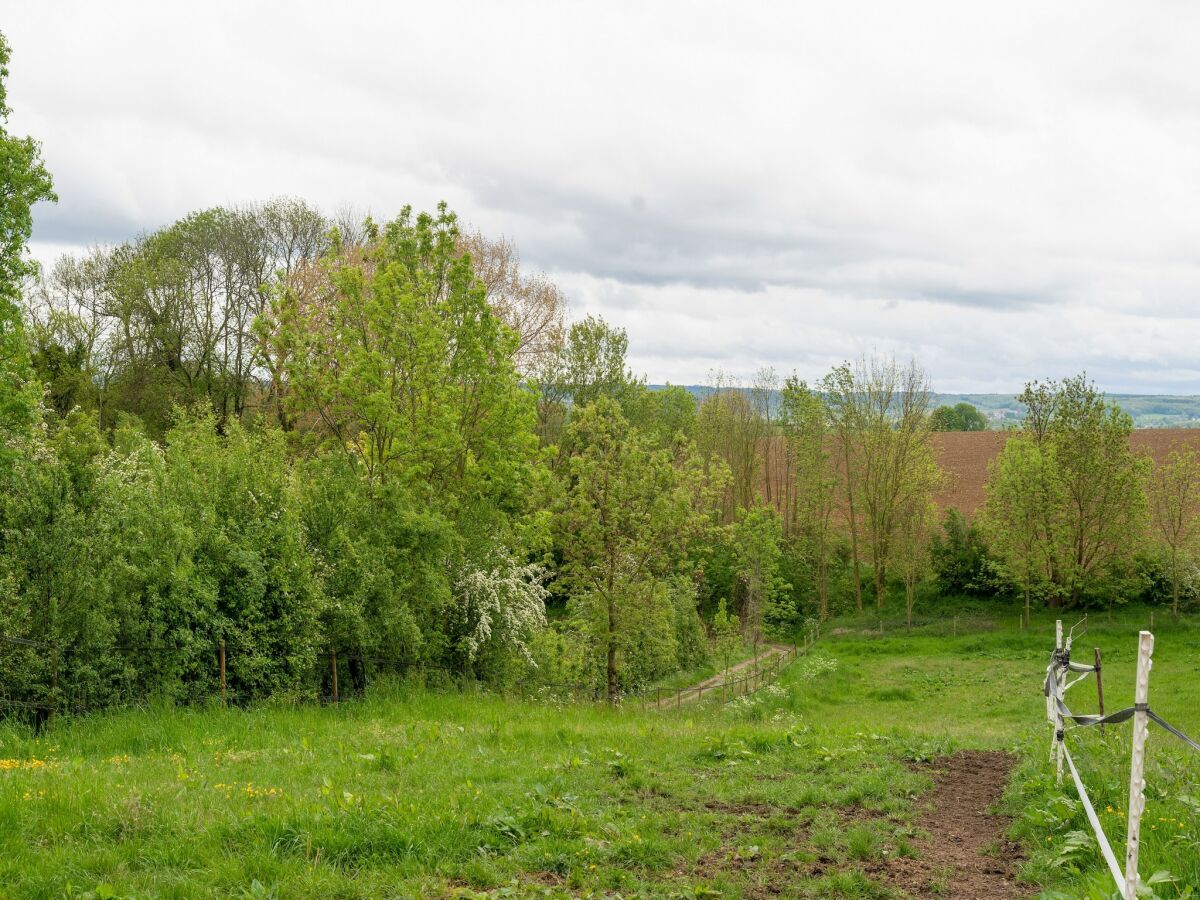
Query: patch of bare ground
[[866, 750, 1028, 899]]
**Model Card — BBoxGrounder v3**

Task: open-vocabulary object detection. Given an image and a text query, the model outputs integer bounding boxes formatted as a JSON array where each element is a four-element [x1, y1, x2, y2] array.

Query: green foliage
[[282, 205, 535, 508], [929, 402, 988, 432], [553, 398, 715, 698], [731, 505, 792, 641], [0, 32, 55, 444], [930, 508, 994, 596], [983, 374, 1149, 609], [711, 597, 742, 676]]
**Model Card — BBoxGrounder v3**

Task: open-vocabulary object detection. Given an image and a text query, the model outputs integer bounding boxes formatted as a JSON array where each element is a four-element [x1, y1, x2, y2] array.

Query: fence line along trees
[[1146, 444, 1200, 620]]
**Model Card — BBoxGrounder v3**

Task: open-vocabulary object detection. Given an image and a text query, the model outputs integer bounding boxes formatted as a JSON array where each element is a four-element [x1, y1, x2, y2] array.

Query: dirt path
[[664, 643, 791, 707], [869, 750, 1027, 898]]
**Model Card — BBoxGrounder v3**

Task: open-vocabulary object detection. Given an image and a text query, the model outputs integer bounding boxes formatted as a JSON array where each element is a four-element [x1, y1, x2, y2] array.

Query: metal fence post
[[1094, 647, 1105, 736], [219, 640, 227, 707], [1124, 631, 1154, 899]]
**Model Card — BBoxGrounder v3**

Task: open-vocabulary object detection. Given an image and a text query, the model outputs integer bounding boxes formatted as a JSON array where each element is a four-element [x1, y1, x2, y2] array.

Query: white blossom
[[452, 557, 548, 666]]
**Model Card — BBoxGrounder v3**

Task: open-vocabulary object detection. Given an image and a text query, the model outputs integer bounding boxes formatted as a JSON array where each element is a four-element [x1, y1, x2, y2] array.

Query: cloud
[[9, 1, 1200, 390]]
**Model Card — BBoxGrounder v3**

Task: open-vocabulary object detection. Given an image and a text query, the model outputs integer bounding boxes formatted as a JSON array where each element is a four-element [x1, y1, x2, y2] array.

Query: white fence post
[[1124, 630, 1154, 899], [1052, 620, 1065, 783]]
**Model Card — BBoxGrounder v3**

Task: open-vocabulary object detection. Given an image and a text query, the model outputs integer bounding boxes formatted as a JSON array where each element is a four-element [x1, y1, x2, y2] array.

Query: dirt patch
[[869, 750, 1027, 899]]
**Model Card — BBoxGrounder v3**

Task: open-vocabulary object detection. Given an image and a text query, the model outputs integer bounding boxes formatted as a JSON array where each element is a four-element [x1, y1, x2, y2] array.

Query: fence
[[0, 631, 460, 724], [639, 643, 801, 711], [2, 622, 821, 722], [1044, 619, 1200, 899]]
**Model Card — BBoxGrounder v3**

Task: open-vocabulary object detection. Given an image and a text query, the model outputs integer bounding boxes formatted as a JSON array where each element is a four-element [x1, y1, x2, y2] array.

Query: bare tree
[[457, 230, 568, 377]]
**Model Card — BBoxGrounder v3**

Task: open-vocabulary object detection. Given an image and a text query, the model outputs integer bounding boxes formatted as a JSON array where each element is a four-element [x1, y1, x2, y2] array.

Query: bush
[[930, 509, 995, 597]]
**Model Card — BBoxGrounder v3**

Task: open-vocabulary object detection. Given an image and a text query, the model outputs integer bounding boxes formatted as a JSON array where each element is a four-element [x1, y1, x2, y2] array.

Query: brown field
[[932, 428, 1200, 517], [759, 428, 1200, 528]]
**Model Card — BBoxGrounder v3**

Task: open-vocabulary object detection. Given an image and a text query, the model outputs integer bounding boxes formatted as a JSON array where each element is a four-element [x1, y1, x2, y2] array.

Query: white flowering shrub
[[452, 557, 549, 667]]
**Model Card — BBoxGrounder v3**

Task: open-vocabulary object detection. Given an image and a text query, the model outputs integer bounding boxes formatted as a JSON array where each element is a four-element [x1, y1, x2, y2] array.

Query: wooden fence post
[[330, 649, 339, 705], [1124, 631, 1154, 899], [50, 647, 60, 723], [1094, 647, 1105, 737], [219, 640, 227, 707]]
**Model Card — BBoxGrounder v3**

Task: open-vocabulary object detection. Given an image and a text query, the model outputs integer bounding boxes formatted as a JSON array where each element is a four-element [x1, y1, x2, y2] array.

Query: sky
[[6, 1, 1200, 393]]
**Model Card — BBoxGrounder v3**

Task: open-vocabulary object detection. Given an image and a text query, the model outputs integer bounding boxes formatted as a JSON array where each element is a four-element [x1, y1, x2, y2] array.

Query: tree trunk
[[1172, 548, 1180, 622], [606, 597, 618, 702]]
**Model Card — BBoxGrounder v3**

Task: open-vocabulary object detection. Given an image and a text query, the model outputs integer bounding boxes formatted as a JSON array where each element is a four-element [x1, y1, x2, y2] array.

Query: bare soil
[[868, 750, 1028, 899]]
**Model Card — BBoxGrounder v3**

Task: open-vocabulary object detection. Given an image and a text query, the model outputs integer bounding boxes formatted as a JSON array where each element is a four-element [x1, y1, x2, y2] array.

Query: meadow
[[1, 605, 1196, 899]]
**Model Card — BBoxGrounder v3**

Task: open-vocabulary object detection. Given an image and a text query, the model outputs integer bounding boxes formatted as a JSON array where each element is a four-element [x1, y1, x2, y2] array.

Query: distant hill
[[651, 385, 1200, 430]]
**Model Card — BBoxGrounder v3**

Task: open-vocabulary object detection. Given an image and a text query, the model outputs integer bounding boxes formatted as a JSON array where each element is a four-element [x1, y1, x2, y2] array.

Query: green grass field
[[1, 606, 1197, 898]]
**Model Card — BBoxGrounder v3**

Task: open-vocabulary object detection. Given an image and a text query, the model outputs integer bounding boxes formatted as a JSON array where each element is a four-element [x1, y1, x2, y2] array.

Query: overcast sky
[[7, 1, 1200, 392]]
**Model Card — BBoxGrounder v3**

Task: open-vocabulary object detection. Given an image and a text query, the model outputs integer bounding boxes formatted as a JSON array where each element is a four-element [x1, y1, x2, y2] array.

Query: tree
[[1146, 445, 1200, 620], [892, 496, 936, 627], [0, 32, 56, 441], [983, 375, 1147, 608], [711, 597, 741, 678], [532, 314, 641, 447], [457, 229, 568, 377], [930, 402, 988, 432], [553, 398, 711, 700], [780, 376, 838, 619], [821, 363, 866, 610], [823, 356, 942, 610], [33, 199, 330, 436], [979, 435, 1055, 625], [696, 372, 768, 521], [731, 505, 788, 655], [930, 508, 991, 597], [278, 205, 536, 506]]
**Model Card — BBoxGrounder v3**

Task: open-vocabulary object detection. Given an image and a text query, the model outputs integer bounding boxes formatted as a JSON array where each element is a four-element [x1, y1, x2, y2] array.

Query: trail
[[869, 750, 1028, 898], [660, 643, 792, 707]]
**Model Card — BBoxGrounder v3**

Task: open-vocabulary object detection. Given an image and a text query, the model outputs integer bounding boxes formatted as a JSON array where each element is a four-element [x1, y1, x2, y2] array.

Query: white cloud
[[8, 0, 1200, 391]]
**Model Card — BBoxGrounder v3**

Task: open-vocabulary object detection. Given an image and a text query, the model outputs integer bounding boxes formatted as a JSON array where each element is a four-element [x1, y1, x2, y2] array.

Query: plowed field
[[932, 428, 1200, 516]]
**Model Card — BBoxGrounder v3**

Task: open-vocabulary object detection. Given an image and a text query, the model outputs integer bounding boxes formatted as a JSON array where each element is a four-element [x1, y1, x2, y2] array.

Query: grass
[[0, 605, 1196, 898]]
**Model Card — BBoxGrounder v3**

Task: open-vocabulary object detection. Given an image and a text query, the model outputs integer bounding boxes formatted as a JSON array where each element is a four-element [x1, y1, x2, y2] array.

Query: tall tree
[[979, 436, 1055, 625], [779, 376, 838, 619], [823, 356, 941, 610], [696, 373, 768, 521], [1146, 445, 1200, 620], [984, 375, 1147, 607], [278, 205, 535, 506], [554, 398, 711, 700], [532, 314, 641, 447], [892, 495, 937, 628], [0, 32, 55, 439], [731, 505, 788, 655]]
